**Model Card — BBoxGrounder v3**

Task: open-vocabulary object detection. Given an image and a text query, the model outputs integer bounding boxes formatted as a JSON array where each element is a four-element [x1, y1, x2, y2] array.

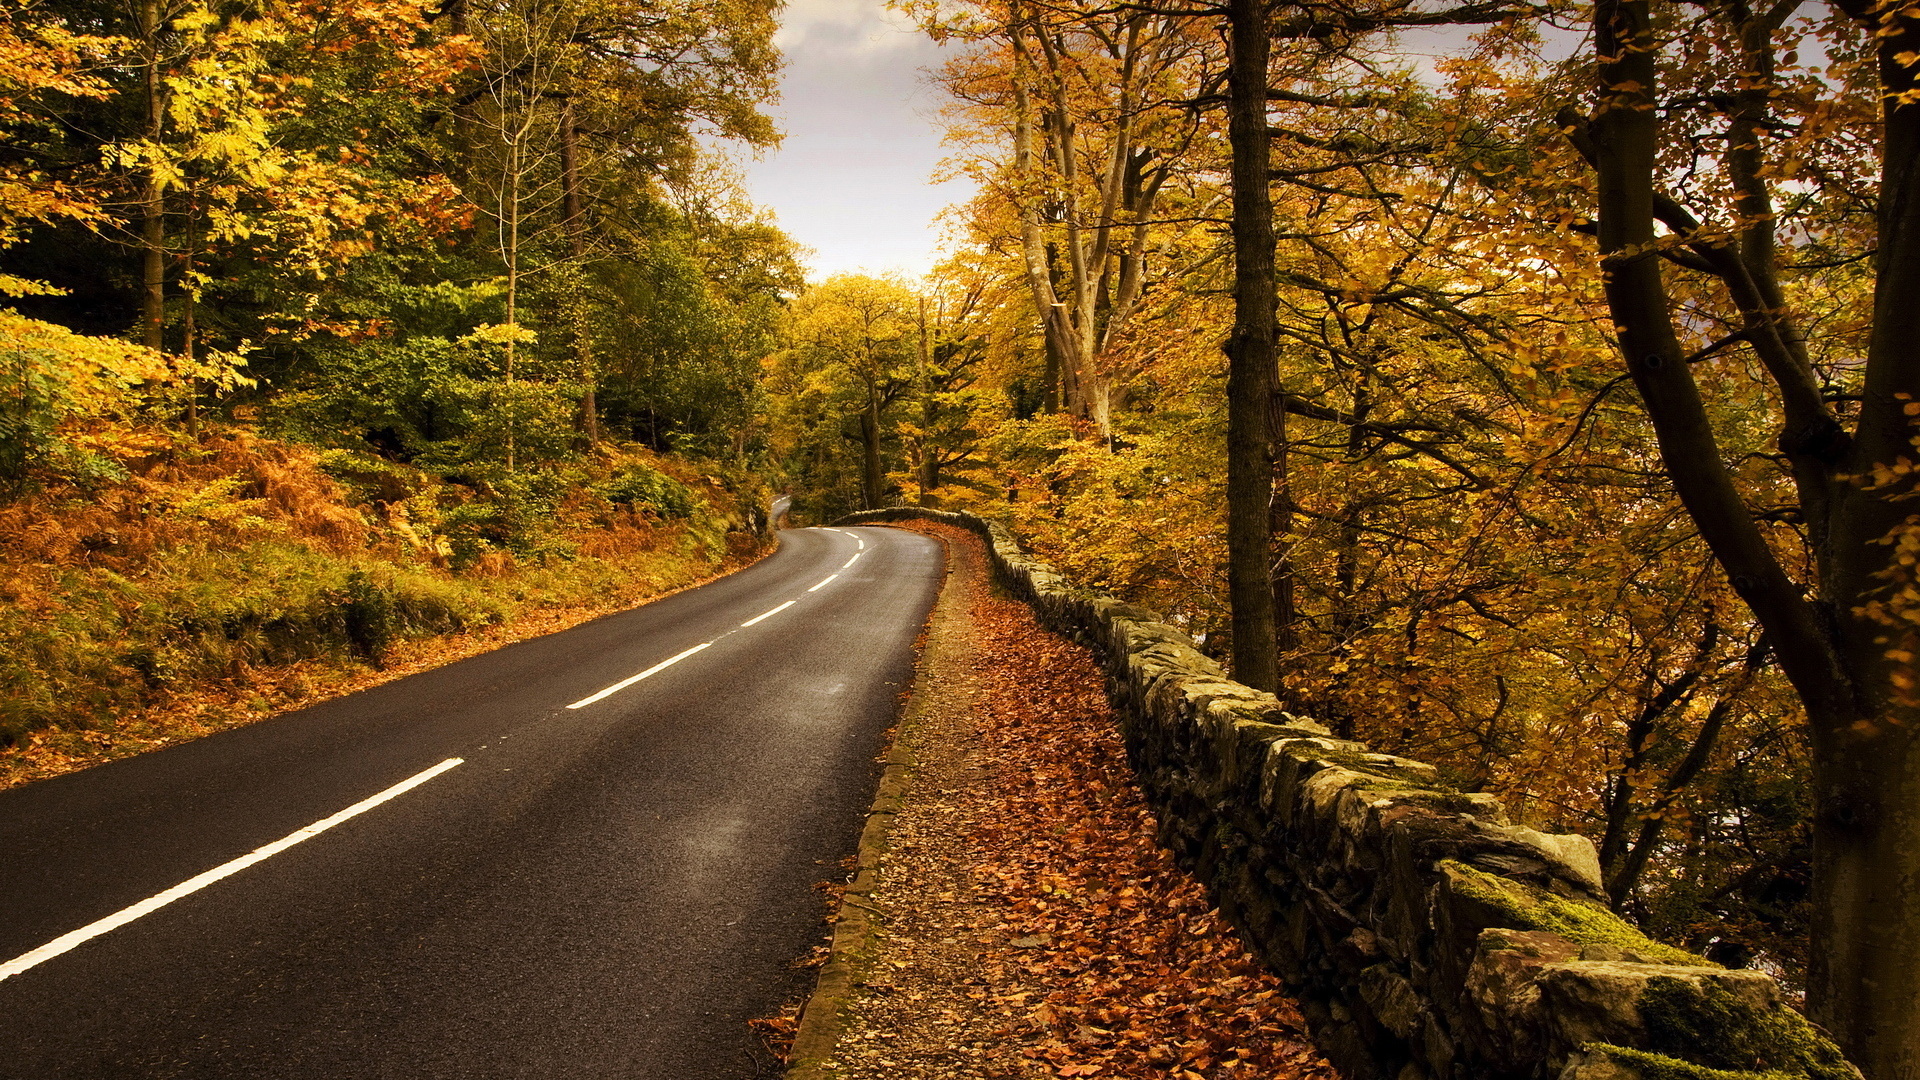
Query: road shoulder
[[785, 522, 1334, 1079], [785, 520, 984, 1073]]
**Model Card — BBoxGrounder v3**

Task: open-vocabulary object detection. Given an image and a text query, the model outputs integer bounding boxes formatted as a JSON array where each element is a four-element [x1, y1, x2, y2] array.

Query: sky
[[724, 5, 1537, 284], [727, 0, 974, 283]]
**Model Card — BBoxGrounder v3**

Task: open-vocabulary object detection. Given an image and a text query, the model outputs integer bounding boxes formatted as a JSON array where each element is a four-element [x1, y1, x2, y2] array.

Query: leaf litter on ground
[[810, 522, 1337, 1080]]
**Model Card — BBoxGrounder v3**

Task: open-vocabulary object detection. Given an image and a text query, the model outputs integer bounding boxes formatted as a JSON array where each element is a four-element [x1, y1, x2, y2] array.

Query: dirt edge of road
[[784, 523, 978, 1075]]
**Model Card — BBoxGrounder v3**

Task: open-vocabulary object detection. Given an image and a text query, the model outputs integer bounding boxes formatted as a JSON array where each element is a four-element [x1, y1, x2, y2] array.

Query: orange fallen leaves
[[914, 523, 1337, 1080]]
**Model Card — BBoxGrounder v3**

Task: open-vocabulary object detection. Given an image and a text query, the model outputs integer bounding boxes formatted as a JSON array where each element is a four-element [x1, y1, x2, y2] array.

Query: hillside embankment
[[821, 509, 1856, 1080], [0, 430, 769, 788]]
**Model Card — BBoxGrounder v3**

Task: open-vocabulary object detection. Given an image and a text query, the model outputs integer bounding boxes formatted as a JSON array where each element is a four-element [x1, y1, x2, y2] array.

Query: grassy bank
[[0, 429, 770, 789]]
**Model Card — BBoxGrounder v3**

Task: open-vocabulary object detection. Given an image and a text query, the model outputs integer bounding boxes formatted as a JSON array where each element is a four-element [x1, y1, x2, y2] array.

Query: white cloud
[[774, 0, 923, 56]]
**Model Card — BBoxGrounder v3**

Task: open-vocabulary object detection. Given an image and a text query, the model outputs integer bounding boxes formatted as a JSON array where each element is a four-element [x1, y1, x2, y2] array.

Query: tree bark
[[561, 98, 598, 446], [138, 0, 165, 353], [1815, 3, 1920, 1072], [1002, 3, 1169, 439], [1224, 0, 1279, 692]]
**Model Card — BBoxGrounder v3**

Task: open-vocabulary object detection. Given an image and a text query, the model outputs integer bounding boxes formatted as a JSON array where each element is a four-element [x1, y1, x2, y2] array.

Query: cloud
[[775, 0, 924, 57]]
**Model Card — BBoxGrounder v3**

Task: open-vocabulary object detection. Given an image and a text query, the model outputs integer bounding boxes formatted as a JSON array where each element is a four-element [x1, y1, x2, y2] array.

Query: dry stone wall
[[835, 508, 1858, 1080]]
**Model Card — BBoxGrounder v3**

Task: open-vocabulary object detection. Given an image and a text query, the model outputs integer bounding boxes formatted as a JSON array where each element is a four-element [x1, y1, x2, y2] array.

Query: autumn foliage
[[0, 0, 793, 768]]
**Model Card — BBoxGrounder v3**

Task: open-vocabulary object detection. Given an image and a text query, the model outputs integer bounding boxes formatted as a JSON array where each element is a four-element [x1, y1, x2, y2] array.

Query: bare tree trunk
[[1010, 1, 1068, 423], [138, 0, 165, 353], [561, 98, 598, 446], [1002, 3, 1167, 440], [1224, 0, 1278, 692]]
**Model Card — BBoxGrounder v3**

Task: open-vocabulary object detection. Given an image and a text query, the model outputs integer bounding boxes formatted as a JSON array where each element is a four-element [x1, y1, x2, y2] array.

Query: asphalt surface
[[0, 525, 943, 1079]]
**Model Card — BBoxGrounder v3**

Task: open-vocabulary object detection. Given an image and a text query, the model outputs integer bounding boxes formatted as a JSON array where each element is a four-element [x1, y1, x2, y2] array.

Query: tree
[[1570, 0, 1920, 1067], [903, 273, 998, 505], [1222, 0, 1280, 691], [769, 275, 921, 514], [0, 0, 115, 263]]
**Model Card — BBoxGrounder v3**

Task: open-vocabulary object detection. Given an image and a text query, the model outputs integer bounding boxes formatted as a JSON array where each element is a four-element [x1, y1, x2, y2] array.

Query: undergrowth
[[0, 426, 768, 780]]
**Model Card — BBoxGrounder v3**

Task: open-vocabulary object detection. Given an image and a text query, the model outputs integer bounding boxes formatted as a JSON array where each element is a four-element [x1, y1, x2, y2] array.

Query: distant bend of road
[[0, 525, 942, 1080]]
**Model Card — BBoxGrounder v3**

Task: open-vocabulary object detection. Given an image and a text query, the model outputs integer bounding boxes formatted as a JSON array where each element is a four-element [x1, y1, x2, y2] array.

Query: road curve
[[0, 525, 942, 1079]]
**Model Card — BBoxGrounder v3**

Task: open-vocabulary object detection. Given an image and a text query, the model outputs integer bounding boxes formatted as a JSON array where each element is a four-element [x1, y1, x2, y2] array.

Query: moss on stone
[[1442, 861, 1701, 964], [1637, 977, 1855, 1080], [1295, 745, 1450, 789], [1585, 1044, 1796, 1080]]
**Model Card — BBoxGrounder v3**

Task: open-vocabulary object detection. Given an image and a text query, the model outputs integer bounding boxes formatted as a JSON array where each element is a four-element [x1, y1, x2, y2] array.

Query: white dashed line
[[842, 552, 861, 568], [809, 574, 839, 592], [741, 600, 797, 627], [567, 643, 712, 709], [0, 757, 465, 985]]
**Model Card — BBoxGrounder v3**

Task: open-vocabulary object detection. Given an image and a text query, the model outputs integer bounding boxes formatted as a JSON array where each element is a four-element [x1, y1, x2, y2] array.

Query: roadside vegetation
[[8, 0, 1919, 1066], [0, 424, 768, 787]]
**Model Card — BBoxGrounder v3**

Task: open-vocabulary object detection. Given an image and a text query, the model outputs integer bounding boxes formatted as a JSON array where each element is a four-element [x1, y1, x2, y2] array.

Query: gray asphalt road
[[0, 526, 942, 1079]]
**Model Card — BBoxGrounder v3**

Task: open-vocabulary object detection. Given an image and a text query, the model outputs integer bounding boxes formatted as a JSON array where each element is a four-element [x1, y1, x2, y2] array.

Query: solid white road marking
[[740, 600, 797, 628], [842, 552, 861, 568], [809, 574, 839, 592], [567, 643, 712, 709], [0, 757, 465, 985]]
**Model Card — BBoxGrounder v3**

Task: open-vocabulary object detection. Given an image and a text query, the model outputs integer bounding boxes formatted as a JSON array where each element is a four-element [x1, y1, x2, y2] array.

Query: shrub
[[597, 462, 697, 519]]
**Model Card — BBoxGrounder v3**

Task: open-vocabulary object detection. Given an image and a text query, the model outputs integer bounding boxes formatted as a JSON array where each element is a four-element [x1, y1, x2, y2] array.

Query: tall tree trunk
[[861, 379, 883, 511], [138, 0, 165, 353], [1223, 0, 1278, 692], [1817, 3, 1920, 1071], [561, 99, 598, 446], [1591, 0, 1919, 1070], [1010, 2, 1071, 421]]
